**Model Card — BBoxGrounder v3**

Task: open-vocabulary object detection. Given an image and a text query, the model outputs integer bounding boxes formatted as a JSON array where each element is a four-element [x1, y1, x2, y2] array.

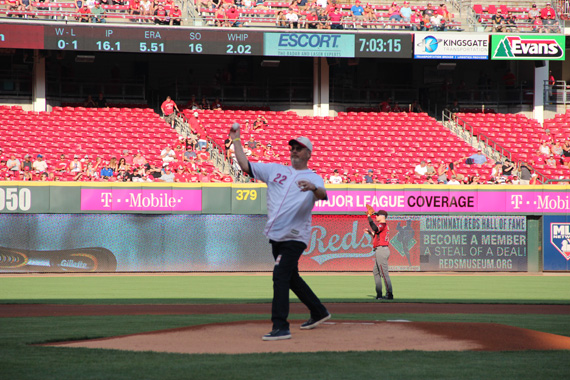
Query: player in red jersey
[[363, 209, 393, 300]]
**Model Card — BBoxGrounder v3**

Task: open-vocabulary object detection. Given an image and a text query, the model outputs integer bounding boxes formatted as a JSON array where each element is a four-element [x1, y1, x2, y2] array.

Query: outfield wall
[[0, 182, 567, 273]]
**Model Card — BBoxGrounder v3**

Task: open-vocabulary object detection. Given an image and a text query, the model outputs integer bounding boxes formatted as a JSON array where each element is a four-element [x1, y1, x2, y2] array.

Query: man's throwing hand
[[297, 180, 316, 192]]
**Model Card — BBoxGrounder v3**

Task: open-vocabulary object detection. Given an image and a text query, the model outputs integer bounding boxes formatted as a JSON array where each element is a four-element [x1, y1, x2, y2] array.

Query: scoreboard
[[0, 23, 413, 58]]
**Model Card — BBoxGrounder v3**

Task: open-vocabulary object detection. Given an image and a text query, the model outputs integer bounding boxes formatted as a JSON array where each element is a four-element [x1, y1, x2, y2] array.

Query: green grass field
[[1, 274, 570, 379]]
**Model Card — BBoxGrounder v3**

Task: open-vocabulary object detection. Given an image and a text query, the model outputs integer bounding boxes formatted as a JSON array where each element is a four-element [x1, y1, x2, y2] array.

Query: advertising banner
[[491, 35, 565, 61], [543, 215, 570, 271], [264, 32, 355, 57], [414, 33, 488, 59], [0, 214, 526, 273], [1, 183, 569, 215]]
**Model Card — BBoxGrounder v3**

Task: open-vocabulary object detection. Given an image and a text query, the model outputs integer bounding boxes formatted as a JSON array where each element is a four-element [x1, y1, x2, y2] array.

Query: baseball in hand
[[231, 122, 240, 131]]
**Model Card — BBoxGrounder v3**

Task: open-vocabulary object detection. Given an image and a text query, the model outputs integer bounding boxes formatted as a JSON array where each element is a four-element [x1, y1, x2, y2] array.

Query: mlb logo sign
[[550, 223, 570, 261]]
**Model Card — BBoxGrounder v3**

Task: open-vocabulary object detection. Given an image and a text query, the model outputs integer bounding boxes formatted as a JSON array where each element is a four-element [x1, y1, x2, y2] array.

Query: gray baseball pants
[[373, 246, 392, 297]]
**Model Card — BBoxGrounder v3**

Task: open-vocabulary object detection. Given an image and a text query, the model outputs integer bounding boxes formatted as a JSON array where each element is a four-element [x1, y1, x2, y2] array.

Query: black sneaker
[[383, 293, 394, 300], [262, 329, 292, 341], [375, 294, 383, 300], [300, 313, 331, 330]]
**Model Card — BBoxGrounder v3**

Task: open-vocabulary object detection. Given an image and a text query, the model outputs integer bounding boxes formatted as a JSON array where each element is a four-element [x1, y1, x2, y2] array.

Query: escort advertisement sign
[[264, 32, 355, 57], [543, 215, 570, 271], [491, 35, 565, 61], [414, 33, 488, 59]]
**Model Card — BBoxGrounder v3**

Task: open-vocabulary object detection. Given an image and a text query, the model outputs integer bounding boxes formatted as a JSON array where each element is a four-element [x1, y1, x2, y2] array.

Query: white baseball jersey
[[251, 162, 325, 245]]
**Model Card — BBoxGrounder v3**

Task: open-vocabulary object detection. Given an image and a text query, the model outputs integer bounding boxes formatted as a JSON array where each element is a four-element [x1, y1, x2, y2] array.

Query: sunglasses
[[289, 145, 306, 152]]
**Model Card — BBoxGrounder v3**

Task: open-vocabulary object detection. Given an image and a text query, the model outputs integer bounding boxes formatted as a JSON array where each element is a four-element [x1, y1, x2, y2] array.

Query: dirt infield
[[46, 320, 570, 354], [6, 303, 567, 354]]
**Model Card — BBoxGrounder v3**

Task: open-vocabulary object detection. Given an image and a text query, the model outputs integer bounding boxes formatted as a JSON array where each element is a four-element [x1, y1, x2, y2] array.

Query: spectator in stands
[[437, 3, 451, 23], [502, 159, 516, 177], [31, 154, 47, 173], [161, 96, 179, 128], [447, 99, 460, 121], [158, 164, 175, 182], [253, 115, 268, 130], [170, 4, 182, 25], [379, 97, 392, 112], [392, 103, 403, 112], [350, 0, 365, 28], [226, 5, 243, 27], [317, 7, 330, 29], [6, 154, 20, 173], [286, 8, 300, 28], [108, 156, 118, 172], [276, 10, 288, 27], [541, 2, 556, 26], [305, 10, 319, 28], [425, 159, 436, 175], [386, 171, 399, 184], [363, 3, 378, 27], [154, 4, 169, 24], [504, 11, 517, 31], [527, 3, 540, 22], [447, 175, 460, 185], [410, 99, 423, 112], [140, 0, 153, 21], [466, 150, 487, 166], [197, 146, 211, 162], [129, 0, 141, 20], [420, 11, 432, 30], [84, 95, 97, 107], [133, 151, 147, 166], [117, 157, 129, 171], [78, 4, 92, 22], [532, 14, 545, 32], [546, 154, 557, 168], [422, 2, 434, 18], [414, 160, 428, 176], [329, 169, 343, 184], [491, 9, 505, 32], [212, 98, 222, 110], [387, 1, 401, 28], [562, 139, 570, 168], [537, 140, 550, 156], [430, 11, 445, 31], [69, 155, 82, 174], [399, 1, 412, 25], [329, 6, 343, 29], [364, 169, 375, 183], [96, 92, 108, 107], [518, 162, 532, 185], [91, 2, 106, 23], [161, 144, 176, 163], [437, 161, 447, 183]]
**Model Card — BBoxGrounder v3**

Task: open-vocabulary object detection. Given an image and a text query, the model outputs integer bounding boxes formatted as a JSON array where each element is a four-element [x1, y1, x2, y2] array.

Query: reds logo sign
[[550, 223, 570, 261]]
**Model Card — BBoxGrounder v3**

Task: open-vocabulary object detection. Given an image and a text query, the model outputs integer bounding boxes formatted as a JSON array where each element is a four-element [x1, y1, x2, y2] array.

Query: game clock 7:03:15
[[355, 34, 411, 58]]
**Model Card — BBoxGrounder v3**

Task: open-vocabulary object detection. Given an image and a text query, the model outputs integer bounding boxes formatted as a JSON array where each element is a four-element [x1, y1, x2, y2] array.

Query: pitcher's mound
[[47, 320, 570, 354]]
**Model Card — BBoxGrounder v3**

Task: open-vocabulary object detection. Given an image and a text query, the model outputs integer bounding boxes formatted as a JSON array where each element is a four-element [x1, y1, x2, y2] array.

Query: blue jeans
[[270, 240, 328, 330]]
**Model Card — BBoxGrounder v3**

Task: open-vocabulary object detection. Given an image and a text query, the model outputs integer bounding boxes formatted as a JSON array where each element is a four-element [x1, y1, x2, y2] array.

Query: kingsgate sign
[[491, 35, 565, 60]]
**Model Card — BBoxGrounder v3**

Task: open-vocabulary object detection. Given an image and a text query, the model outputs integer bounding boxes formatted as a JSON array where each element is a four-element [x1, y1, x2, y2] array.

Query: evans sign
[[491, 35, 565, 60]]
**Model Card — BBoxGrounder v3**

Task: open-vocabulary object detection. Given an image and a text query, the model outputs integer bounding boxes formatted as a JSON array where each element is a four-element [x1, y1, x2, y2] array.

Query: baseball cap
[[288, 136, 313, 152], [374, 210, 388, 217], [193, 111, 199, 117], [37, 154, 43, 158]]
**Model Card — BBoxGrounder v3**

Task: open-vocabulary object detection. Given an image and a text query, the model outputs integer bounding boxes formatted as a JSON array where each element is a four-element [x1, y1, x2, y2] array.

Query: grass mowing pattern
[[1, 275, 570, 304]]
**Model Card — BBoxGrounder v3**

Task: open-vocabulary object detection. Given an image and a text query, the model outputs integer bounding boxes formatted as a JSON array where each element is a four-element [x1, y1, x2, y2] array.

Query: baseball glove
[[365, 204, 375, 217]]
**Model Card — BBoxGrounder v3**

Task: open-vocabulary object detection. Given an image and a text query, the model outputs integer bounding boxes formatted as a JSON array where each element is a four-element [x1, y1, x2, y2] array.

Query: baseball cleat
[[383, 293, 394, 300], [300, 313, 331, 330], [262, 329, 292, 341]]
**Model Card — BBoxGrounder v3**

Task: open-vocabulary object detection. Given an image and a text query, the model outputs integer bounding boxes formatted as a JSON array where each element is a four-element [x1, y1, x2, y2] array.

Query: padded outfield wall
[[1, 182, 569, 273]]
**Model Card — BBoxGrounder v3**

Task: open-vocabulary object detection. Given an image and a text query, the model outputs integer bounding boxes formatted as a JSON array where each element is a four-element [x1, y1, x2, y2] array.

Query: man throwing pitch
[[229, 124, 331, 341], [364, 209, 394, 300]]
